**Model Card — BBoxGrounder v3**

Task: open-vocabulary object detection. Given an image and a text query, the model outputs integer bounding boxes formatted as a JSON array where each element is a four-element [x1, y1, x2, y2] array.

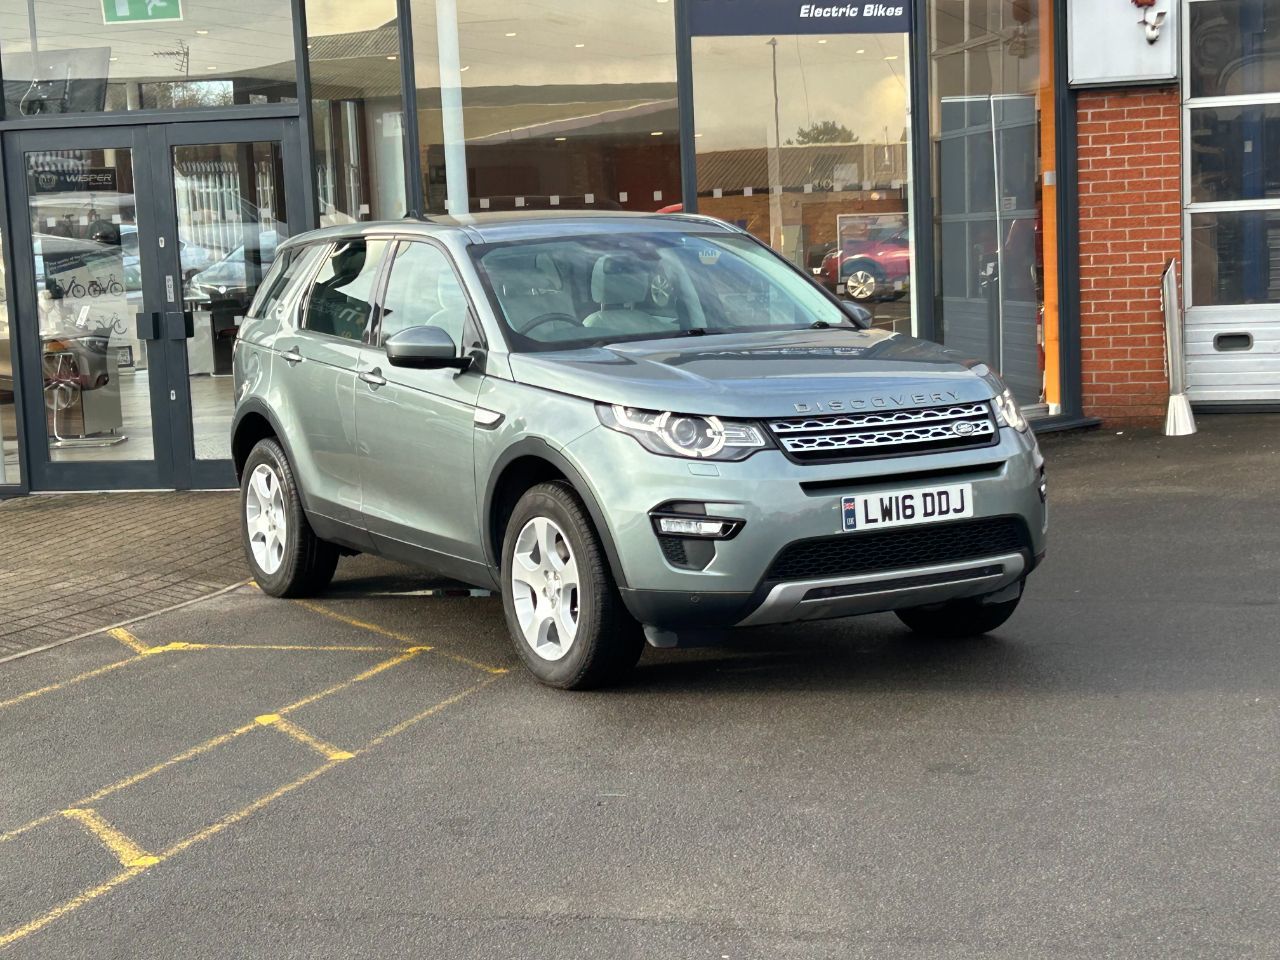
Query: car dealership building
[[0, 0, 1270, 496]]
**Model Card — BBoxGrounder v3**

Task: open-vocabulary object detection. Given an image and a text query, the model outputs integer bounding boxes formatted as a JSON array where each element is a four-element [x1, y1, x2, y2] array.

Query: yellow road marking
[[61, 808, 159, 869], [0, 655, 143, 712], [107, 628, 149, 655], [0, 648, 422, 847], [0, 675, 501, 950], [255, 714, 354, 761], [294, 599, 508, 675], [0, 865, 142, 950], [169, 642, 403, 653], [363, 676, 501, 749]]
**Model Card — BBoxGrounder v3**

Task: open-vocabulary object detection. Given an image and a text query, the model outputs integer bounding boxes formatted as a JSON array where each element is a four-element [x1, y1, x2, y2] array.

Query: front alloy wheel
[[510, 516, 581, 662], [500, 481, 643, 689]]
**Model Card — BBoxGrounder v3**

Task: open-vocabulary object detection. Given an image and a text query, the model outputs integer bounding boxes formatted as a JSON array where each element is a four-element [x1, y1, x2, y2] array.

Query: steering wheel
[[521, 312, 581, 335]]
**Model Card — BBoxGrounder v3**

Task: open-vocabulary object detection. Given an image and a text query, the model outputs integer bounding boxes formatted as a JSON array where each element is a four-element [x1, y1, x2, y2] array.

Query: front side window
[[303, 239, 388, 342], [379, 242, 470, 347], [472, 232, 852, 352]]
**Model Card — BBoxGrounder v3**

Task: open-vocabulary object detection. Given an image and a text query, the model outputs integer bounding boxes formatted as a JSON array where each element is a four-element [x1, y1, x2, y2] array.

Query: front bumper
[[564, 424, 1047, 632]]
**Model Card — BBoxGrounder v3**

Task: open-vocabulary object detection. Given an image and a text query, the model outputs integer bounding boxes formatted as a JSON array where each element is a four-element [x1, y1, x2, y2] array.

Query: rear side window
[[248, 244, 321, 323], [302, 238, 389, 342]]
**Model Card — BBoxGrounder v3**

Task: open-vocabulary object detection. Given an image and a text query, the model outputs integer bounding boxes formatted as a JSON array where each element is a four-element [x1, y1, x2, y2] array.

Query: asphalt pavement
[[1, 415, 1277, 959]]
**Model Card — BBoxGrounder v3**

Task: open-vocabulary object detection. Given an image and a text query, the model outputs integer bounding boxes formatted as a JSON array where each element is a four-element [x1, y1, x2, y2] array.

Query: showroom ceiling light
[[575, 42, 585, 47], [505, 31, 517, 37], [195, 28, 209, 35]]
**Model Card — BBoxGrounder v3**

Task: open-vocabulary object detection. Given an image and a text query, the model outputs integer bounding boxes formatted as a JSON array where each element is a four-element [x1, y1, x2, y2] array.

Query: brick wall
[[1076, 87, 1181, 424]]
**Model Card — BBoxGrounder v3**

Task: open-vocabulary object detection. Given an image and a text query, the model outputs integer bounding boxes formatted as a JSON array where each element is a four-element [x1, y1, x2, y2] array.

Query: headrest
[[591, 255, 648, 306], [497, 254, 562, 295]]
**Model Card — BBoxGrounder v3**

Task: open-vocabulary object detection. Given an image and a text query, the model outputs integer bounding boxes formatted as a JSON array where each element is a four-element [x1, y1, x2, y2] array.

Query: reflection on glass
[[692, 34, 912, 334], [1189, 105, 1280, 204], [931, 0, 1050, 409], [1190, 210, 1280, 307], [176, 141, 287, 460], [26, 148, 152, 463], [0, 1, 297, 117], [411, 0, 680, 214], [304, 0, 407, 224], [1, 231, 20, 484], [1189, 0, 1280, 99]]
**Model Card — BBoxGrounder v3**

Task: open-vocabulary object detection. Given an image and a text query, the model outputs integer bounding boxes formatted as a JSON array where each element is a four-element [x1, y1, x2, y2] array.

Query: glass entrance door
[[690, 32, 915, 334], [6, 119, 302, 490]]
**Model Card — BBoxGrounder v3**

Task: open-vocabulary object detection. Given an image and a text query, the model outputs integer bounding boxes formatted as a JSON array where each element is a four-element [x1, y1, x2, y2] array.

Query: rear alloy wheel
[[843, 264, 882, 302], [501, 481, 643, 689], [240, 438, 339, 597], [895, 581, 1024, 638]]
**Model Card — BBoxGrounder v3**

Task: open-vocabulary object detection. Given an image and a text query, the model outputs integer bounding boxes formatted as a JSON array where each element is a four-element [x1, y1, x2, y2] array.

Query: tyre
[[843, 262, 883, 302], [500, 481, 643, 689], [895, 581, 1024, 638], [240, 438, 338, 597]]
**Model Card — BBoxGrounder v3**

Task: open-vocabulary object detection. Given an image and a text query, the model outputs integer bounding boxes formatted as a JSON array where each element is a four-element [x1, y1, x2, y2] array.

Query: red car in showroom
[[818, 225, 911, 302]]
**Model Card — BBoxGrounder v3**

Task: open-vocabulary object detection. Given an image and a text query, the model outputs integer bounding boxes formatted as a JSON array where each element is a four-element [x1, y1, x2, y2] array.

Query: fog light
[[657, 517, 735, 538], [1038, 467, 1048, 502]]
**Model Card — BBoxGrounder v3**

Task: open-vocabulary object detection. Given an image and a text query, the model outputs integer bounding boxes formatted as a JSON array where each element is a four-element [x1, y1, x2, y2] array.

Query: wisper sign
[[689, 0, 910, 36]]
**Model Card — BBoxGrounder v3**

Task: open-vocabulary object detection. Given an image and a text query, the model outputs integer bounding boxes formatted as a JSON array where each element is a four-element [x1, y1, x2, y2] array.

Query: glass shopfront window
[[0, 1, 296, 117], [1, 228, 20, 485], [305, 0, 409, 224], [692, 33, 914, 334], [410, 0, 680, 215], [929, 0, 1058, 412]]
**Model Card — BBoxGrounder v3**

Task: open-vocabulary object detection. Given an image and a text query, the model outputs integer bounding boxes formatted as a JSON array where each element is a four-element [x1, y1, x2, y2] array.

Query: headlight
[[597, 404, 770, 461], [979, 370, 1029, 432]]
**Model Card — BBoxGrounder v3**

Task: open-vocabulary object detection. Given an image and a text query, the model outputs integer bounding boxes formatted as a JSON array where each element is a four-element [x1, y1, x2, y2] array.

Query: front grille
[[769, 401, 997, 462], [766, 516, 1029, 582]]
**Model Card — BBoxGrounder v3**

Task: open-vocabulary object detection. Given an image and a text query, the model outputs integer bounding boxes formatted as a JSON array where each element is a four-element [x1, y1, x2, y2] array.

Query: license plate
[[841, 483, 973, 533]]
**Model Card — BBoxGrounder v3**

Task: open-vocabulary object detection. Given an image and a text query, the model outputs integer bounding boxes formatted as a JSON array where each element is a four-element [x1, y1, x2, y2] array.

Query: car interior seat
[[582, 255, 671, 335], [495, 254, 577, 333]]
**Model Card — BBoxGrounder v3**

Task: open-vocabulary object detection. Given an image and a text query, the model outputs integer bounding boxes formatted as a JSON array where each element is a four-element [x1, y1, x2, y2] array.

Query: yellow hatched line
[[293, 599, 508, 675], [255, 714, 353, 761], [0, 656, 143, 712], [107, 628, 150, 655], [0, 648, 424, 847], [61, 808, 159, 869], [0, 674, 501, 951]]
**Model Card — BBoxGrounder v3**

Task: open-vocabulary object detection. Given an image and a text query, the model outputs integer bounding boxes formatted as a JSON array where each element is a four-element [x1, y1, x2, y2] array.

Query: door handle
[[135, 311, 162, 341], [359, 368, 387, 389], [281, 348, 303, 366], [164, 310, 194, 340]]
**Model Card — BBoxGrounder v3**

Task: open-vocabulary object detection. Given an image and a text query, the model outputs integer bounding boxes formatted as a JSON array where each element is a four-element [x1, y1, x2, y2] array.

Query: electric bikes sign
[[690, 0, 910, 36]]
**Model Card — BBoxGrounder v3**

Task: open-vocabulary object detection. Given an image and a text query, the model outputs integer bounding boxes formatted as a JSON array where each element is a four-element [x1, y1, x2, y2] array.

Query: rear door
[[274, 236, 389, 531], [355, 238, 487, 577]]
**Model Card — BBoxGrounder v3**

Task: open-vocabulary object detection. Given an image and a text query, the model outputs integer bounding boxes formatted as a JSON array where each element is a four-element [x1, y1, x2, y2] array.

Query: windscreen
[[471, 232, 852, 351]]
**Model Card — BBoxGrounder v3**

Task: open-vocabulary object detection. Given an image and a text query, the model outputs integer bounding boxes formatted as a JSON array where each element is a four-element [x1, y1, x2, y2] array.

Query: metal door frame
[[4, 117, 303, 491]]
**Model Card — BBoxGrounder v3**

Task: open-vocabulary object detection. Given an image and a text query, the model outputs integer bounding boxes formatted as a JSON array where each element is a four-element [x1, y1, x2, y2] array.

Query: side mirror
[[385, 325, 470, 370], [839, 300, 873, 329]]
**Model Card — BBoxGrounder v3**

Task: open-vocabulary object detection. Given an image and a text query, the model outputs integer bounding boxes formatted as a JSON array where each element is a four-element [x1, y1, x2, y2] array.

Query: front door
[[5, 118, 304, 490]]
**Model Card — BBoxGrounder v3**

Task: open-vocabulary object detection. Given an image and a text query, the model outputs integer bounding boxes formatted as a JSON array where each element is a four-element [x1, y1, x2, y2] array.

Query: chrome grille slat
[[769, 401, 997, 462], [771, 402, 990, 434]]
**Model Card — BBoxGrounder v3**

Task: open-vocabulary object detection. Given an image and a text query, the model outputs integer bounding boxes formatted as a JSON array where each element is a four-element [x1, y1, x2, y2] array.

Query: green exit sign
[[102, 0, 184, 23]]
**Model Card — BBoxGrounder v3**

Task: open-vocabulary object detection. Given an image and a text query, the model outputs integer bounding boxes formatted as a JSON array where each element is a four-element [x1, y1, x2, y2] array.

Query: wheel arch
[[483, 439, 629, 589], [231, 401, 295, 484]]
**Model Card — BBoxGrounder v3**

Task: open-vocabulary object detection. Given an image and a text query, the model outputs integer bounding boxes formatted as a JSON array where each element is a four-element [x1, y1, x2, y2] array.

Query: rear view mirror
[[385, 325, 470, 370]]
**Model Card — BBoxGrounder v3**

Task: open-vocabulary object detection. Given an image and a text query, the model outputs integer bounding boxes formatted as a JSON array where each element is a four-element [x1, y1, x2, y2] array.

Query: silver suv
[[232, 213, 1047, 689]]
